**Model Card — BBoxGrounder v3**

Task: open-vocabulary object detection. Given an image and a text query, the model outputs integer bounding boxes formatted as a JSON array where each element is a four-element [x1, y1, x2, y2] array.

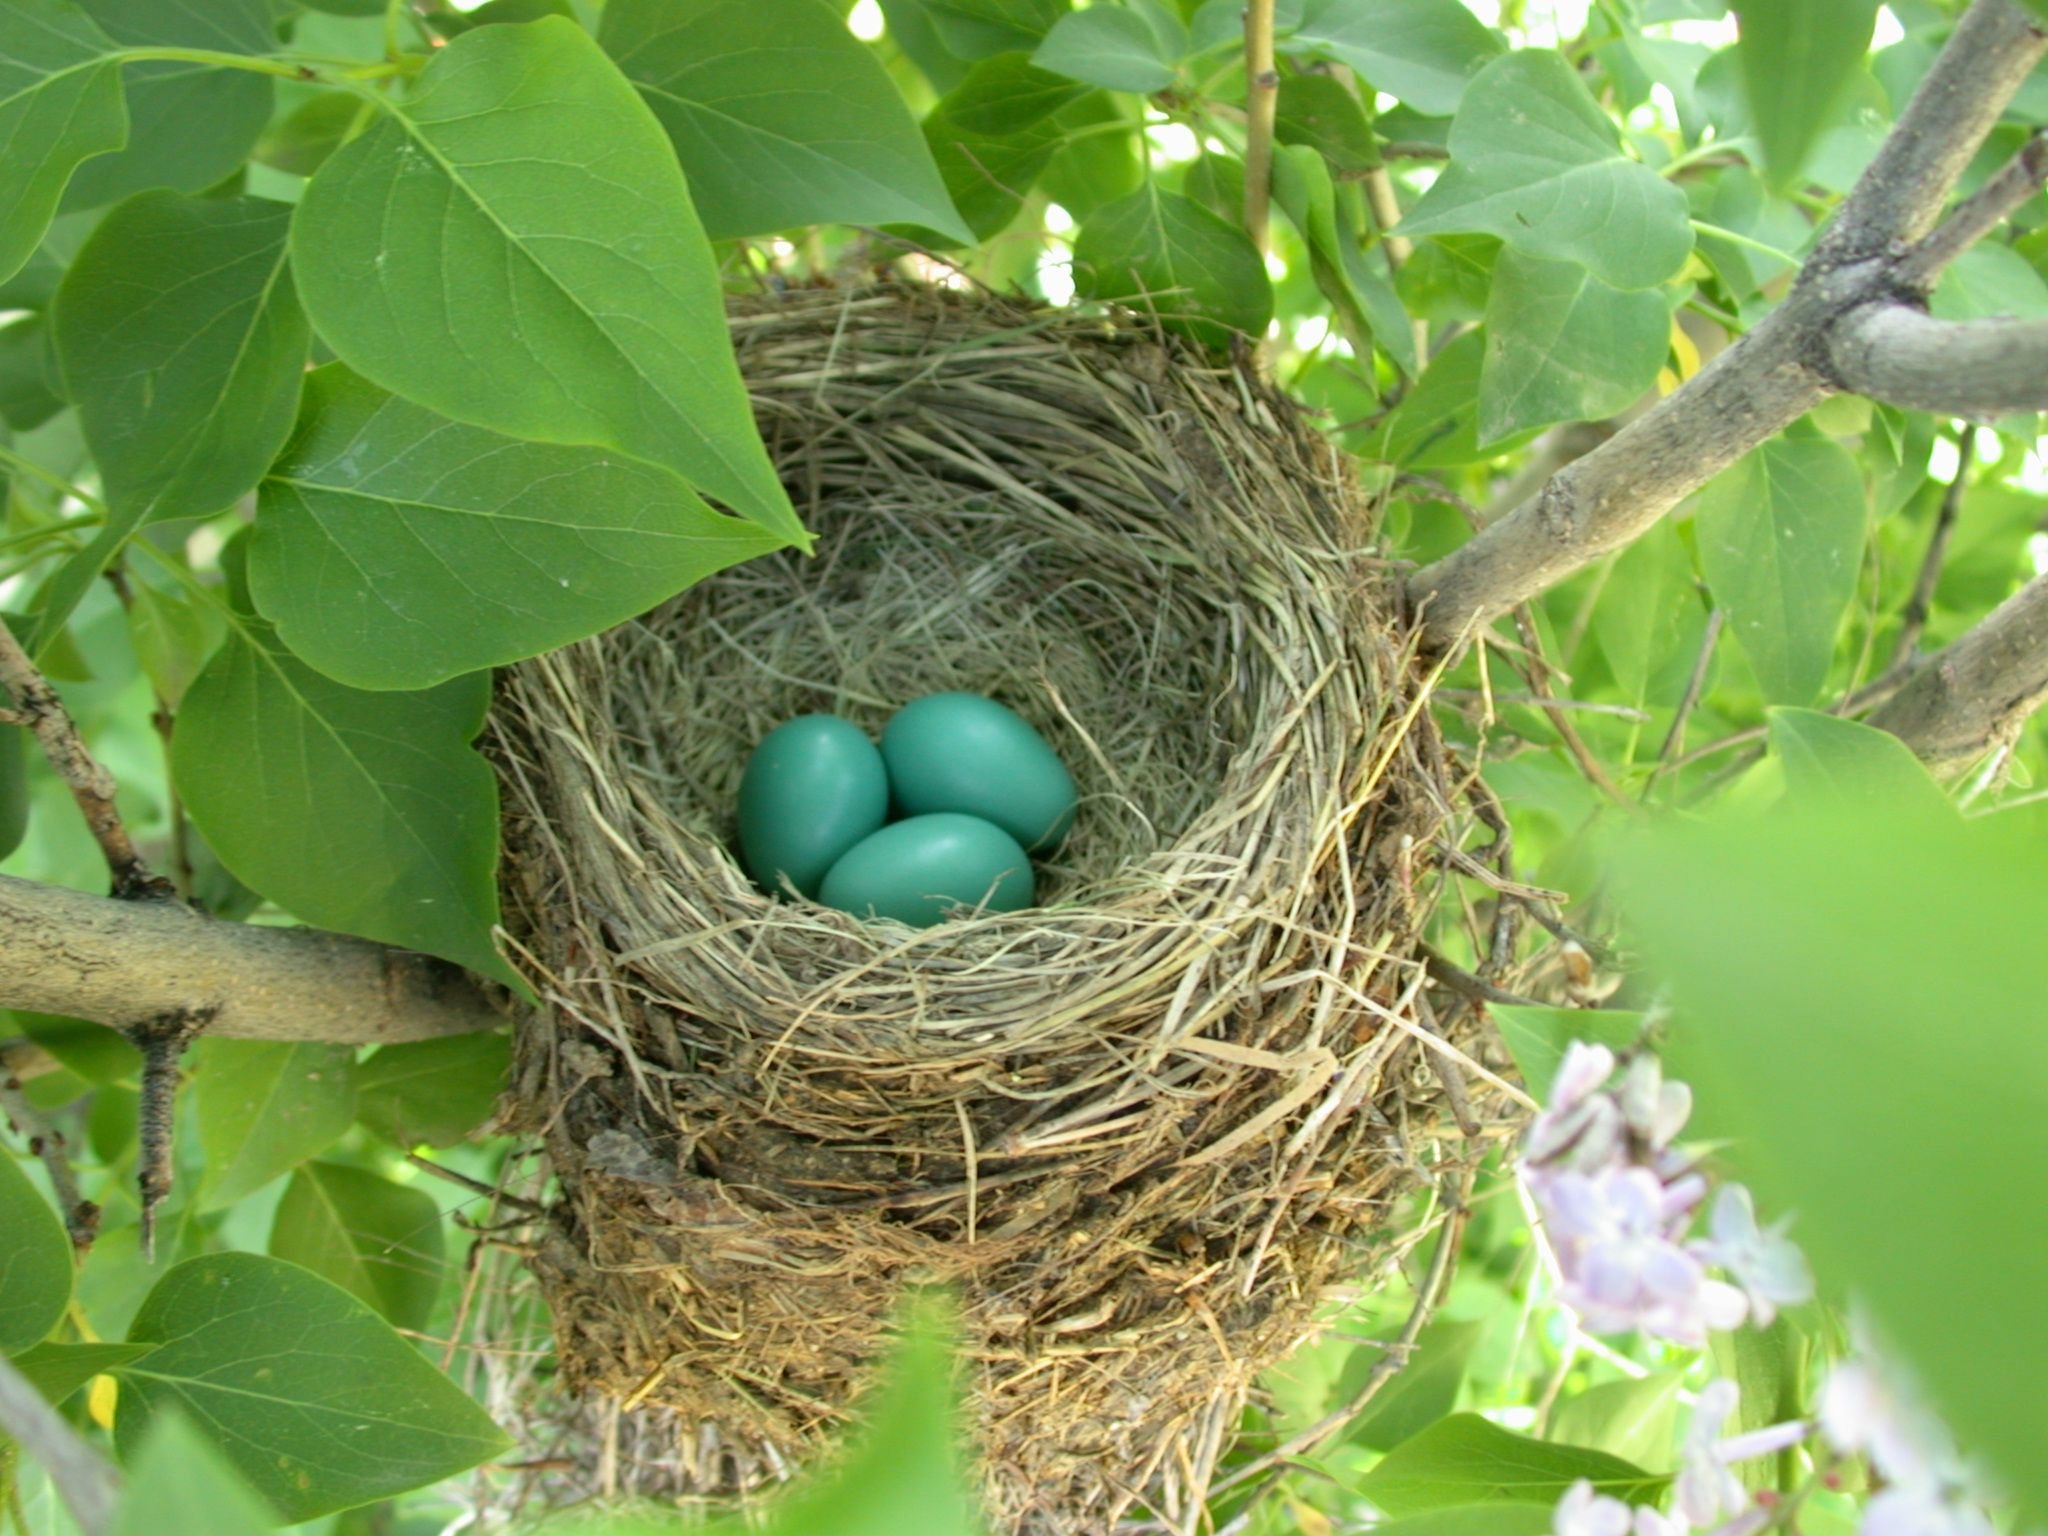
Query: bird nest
[[488, 284, 1507, 1534]]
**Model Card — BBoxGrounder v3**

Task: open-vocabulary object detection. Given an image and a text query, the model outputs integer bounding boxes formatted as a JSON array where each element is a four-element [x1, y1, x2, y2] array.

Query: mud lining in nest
[[490, 284, 1507, 1534]]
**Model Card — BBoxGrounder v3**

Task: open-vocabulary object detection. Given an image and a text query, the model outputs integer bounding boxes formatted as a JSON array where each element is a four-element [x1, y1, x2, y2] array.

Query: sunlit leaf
[[1693, 437, 1866, 704], [269, 1161, 445, 1331], [290, 18, 804, 546], [1478, 249, 1669, 444], [1733, 0, 1880, 188], [601, 0, 972, 242], [249, 365, 781, 691], [113, 1412, 276, 1536], [1397, 50, 1692, 289], [1361, 1415, 1666, 1515], [1291, 0, 1503, 117], [1073, 184, 1272, 352], [1032, 4, 1181, 93]]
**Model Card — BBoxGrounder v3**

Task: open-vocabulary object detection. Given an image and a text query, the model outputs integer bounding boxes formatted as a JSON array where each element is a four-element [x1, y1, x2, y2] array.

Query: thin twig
[[407, 1151, 551, 1219], [1643, 607, 1726, 796], [1421, 944, 1546, 1008], [0, 1078, 98, 1250], [1896, 131, 2048, 291], [1893, 428, 1976, 671], [0, 619, 168, 900], [1506, 610, 1637, 811], [1242, 0, 1278, 258], [0, 1351, 119, 1536]]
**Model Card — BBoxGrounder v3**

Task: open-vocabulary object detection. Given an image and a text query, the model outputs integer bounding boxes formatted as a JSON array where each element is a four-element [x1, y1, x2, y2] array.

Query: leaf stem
[[0, 446, 106, 517], [1689, 219, 1803, 265], [1242, 0, 1277, 258]]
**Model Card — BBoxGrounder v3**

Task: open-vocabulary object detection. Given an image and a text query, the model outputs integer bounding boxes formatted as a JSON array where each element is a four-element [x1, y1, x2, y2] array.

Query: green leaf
[[1343, 1316, 1485, 1450], [923, 0, 1069, 59], [705, 1290, 985, 1536], [1708, 1316, 1807, 1494], [1073, 184, 1272, 352], [63, 0, 274, 213], [1478, 250, 1669, 445], [55, 191, 306, 523], [248, 364, 781, 691], [1620, 804, 2048, 1521], [1275, 72, 1380, 174], [1693, 436, 1866, 704], [1931, 241, 2048, 323], [39, 191, 307, 657], [290, 17, 804, 548], [1549, 1372, 1684, 1472], [1366, 328, 1540, 468], [600, 0, 971, 243], [114, 1252, 511, 1522], [0, 1150, 71, 1351], [0, 314, 64, 432], [1291, 0, 1504, 117], [1360, 1414, 1666, 1516], [1397, 50, 1693, 290], [0, 0, 127, 284], [269, 1162, 445, 1331], [126, 579, 225, 710], [0, 720, 26, 862], [353, 1033, 510, 1149], [254, 90, 365, 178], [8, 1341, 152, 1406], [113, 1412, 276, 1536], [195, 1040, 356, 1209], [11, 1011, 140, 1084], [1270, 143, 1416, 377], [920, 53, 1087, 239], [1490, 1004, 1644, 1106], [1767, 709, 1952, 816], [1589, 520, 1698, 706], [1032, 5, 1179, 93], [1039, 92, 1142, 216], [1733, 0, 1879, 189], [170, 625, 514, 983]]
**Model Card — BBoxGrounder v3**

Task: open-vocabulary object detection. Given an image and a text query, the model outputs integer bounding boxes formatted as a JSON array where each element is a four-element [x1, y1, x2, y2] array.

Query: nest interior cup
[[492, 285, 1485, 1534]]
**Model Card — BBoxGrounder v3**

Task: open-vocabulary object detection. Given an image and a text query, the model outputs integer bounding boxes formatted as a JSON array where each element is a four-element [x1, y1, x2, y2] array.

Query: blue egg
[[881, 693, 1078, 851], [818, 814, 1035, 927], [737, 715, 889, 898]]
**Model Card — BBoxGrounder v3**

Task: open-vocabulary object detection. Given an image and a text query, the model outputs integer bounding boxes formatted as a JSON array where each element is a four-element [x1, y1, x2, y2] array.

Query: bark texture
[[0, 875, 505, 1044], [1870, 574, 2048, 775]]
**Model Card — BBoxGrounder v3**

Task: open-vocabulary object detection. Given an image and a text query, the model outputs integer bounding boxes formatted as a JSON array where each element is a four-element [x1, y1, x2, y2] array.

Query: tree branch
[[0, 873, 506, 1045], [1242, 0, 1278, 258], [1895, 131, 2048, 291], [1827, 307, 2048, 415], [1403, 0, 2048, 651], [1869, 572, 2048, 776]]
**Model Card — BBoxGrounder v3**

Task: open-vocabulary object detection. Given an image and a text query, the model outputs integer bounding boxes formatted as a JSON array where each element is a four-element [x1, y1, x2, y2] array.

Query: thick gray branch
[[1405, 0, 2048, 650], [1406, 296, 1833, 646], [0, 874, 505, 1044], [1870, 574, 2048, 776], [1828, 306, 2048, 415], [1818, 1, 2048, 263]]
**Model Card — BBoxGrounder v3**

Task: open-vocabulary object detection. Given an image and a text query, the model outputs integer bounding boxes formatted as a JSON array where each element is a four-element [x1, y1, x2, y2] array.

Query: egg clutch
[[736, 693, 1079, 927]]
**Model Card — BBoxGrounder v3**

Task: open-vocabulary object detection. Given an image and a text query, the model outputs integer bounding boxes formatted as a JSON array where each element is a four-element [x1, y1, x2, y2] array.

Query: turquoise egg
[[737, 715, 889, 898], [819, 813, 1035, 927], [881, 693, 1078, 851]]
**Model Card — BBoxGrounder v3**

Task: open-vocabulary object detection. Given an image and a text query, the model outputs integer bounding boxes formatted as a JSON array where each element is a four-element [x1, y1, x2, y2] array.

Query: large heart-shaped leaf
[[114, 1253, 510, 1522], [171, 615, 513, 984], [1478, 249, 1669, 445], [601, 0, 970, 242], [250, 364, 781, 691], [290, 18, 803, 547], [1360, 1414, 1666, 1516], [195, 1040, 357, 1210], [1397, 49, 1692, 290], [269, 1161, 445, 1331], [1291, 0, 1503, 117], [1074, 184, 1271, 352]]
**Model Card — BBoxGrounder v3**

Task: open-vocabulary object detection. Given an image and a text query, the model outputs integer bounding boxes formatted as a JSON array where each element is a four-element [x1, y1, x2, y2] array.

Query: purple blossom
[[1689, 1184, 1814, 1329], [1527, 1042, 1625, 1171], [1540, 1168, 1746, 1344], [1859, 1483, 1998, 1536], [1551, 1479, 1686, 1536], [1819, 1354, 1954, 1490], [1675, 1380, 1810, 1529]]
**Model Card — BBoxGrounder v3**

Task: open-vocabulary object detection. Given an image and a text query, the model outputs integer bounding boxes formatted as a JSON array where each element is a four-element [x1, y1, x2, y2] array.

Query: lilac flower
[[1542, 1168, 1747, 1345], [1819, 1355, 1952, 1489], [1619, 1052, 1694, 1150], [1675, 1380, 1809, 1529], [1551, 1479, 1686, 1536], [1527, 1042, 1625, 1171], [1859, 1483, 1997, 1536], [1690, 1184, 1814, 1329]]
